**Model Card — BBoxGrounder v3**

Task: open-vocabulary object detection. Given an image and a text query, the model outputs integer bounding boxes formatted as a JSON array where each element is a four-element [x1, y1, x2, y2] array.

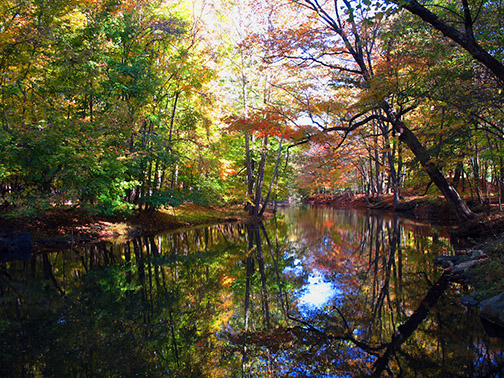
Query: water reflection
[[1, 207, 503, 376], [297, 269, 340, 313]]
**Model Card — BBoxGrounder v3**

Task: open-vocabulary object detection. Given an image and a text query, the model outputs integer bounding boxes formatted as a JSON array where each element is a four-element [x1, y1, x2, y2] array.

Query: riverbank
[[305, 192, 459, 223], [306, 191, 504, 227], [3, 193, 504, 250], [0, 204, 253, 252]]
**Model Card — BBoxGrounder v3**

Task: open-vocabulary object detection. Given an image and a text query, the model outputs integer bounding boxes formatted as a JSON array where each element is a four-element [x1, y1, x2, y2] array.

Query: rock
[[470, 250, 486, 259], [434, 250, 488, 270], [480, 292, 504, 327], [460, 295, 479, 307], [434, 256, 458, 268], [435, 250, 489, 284], [451, 260, 481, 274]]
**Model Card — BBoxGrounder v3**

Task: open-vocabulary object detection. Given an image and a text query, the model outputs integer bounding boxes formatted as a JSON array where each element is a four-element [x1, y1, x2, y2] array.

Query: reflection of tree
[[0, 225, 249, 376], [234, 208, 503, 376], [274, 270, 451, 376], [240, 221, 293, 375], [1, 212, 503, 376], [371, 271, 451, 376]]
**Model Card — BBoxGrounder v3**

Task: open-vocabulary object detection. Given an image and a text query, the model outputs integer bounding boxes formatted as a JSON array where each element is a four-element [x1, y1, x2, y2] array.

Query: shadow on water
[[1, 207, 503, 376]]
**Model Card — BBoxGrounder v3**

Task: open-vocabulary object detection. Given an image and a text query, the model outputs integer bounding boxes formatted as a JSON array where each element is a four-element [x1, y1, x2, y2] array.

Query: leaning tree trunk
[[384, 105, 475, 221]]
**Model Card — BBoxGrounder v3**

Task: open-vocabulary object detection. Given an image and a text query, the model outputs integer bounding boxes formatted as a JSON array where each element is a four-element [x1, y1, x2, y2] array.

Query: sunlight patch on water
[[298, 270, 341, 313]]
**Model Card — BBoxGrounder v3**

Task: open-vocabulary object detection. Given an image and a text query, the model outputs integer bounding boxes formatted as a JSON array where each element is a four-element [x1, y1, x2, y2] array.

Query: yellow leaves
[[57, 8, 87, 31], [219, 159, 237, 180], [0, 5, 37, 48]]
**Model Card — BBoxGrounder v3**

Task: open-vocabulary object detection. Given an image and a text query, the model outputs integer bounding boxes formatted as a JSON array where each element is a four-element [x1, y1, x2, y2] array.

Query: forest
[[0, 0, 503, 221], [2, 1, 504, 375]]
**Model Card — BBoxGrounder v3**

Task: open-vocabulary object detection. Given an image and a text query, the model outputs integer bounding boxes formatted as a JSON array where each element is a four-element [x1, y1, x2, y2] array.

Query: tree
[[210, 0, 302, 215], [262, 0, 475, 219], [383, 6, 504, 207], [0, 0, 224, 215], [388, 0, 504, 83], [226, 109, 296, 216]]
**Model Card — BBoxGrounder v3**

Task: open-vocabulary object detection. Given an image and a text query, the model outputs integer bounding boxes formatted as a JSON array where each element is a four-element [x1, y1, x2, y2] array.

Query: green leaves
[[0, 0, 225, 216]]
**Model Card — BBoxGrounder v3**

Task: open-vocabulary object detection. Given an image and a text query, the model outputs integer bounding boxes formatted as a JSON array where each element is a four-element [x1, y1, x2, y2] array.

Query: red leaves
[[225, 110, 301, 140]]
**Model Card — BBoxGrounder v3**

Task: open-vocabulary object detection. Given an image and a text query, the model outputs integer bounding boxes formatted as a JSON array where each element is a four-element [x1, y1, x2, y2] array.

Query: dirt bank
[[0, 204, 251, 252], [305, 192, 458, 223]]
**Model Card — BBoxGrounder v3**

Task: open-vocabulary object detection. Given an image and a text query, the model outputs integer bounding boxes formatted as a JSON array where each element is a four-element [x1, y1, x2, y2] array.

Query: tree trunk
[[471, 141, 483, 205], [380, 117, 400, 208], [384, 105, 475, 220], [259, 138, 283, 217], [252, 136, 268, 216], [392, 0, 504, 83], [452, 161, 464, 190], [245, 133, 254, 213]]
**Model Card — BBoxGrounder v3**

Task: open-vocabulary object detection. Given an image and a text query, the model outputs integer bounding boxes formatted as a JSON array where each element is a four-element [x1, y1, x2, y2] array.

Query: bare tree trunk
[[374, 131, 382, 199], [252, 136, 268, 216], [259, 138, 283, 217], [452, 161, 464, 190], [471, 141, 483, 205], [368, 155, 375, 198], [245, 133, 254, 213], [380, 116, 400, 207], [500, 157, 504, 211]]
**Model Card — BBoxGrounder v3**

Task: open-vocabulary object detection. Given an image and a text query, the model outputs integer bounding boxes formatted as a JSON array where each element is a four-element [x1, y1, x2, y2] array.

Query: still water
[[1, 207, 503, 377]]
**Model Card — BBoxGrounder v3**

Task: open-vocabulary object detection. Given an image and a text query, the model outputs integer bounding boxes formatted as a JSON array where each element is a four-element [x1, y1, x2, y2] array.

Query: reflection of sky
[[284, 256, 342, 315], [299, 272, 337, 309], [288, 263, 342, 315]]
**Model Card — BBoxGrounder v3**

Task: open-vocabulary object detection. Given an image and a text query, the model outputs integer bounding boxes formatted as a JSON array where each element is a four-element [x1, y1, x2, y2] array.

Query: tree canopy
[[1, 0, 503, 219]]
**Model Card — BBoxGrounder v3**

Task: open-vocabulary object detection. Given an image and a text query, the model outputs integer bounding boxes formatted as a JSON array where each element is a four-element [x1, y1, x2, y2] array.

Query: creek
[[1, 206, 503, 376]]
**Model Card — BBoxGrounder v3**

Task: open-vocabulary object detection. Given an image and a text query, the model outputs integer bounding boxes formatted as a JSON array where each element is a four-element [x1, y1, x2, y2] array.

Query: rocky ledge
[[435, 249, 504, 329]]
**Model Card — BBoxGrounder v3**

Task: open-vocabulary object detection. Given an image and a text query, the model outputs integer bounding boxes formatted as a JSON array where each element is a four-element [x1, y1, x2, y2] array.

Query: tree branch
[[390, 0, 504, 83]]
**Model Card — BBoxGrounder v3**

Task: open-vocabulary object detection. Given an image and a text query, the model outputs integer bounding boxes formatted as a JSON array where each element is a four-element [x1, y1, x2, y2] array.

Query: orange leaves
[[225, 109, 301, 140]]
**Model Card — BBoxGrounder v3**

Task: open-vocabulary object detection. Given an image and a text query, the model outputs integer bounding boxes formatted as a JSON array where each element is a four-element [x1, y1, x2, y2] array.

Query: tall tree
[[0, 0, 222, 215], [264, 0, 475, 219]]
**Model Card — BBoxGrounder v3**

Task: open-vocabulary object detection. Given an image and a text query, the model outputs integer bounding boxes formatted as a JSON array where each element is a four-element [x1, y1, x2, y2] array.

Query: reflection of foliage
[[1, 212, 504, 376]]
